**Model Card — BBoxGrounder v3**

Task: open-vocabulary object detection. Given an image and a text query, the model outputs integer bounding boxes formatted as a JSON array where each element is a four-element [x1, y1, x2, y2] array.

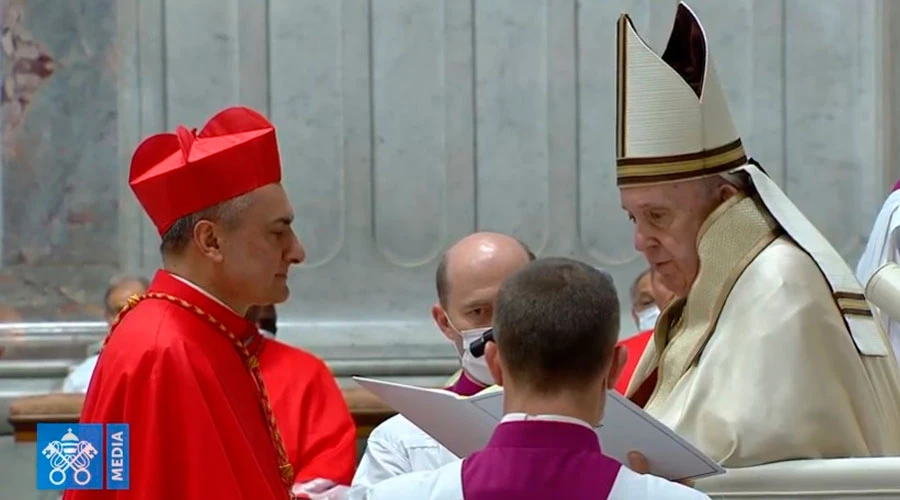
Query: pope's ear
[[193, 220, 224, 262], [717, 182, 740, 202]]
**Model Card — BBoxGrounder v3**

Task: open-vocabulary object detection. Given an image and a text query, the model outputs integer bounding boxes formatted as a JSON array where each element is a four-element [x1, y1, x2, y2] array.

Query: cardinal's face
[[218, 183, 305, 307]]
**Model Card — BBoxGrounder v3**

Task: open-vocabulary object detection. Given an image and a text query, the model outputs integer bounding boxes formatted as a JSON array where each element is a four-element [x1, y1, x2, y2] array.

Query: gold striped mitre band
[[617, 138, 748, 186], [834, 291, 873, 317]]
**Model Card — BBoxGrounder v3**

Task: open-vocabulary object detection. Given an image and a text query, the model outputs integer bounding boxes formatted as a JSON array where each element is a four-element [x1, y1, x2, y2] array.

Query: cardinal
[[65, 106, 306, 499]]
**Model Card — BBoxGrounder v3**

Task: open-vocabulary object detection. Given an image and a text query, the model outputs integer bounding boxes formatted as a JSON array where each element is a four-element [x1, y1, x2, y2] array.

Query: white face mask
[[448, 323, 495, 386], [636, 305, 660, 331]]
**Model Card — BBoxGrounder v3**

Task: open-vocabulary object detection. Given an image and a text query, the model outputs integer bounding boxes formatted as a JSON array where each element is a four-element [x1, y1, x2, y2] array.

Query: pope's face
[[620, 179, 721, 297], [217, 184, 305, 308]]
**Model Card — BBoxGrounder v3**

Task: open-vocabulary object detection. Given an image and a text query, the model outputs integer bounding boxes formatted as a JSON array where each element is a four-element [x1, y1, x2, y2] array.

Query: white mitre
[[616, 2, 747, 186], [616, 2, 885, 351]]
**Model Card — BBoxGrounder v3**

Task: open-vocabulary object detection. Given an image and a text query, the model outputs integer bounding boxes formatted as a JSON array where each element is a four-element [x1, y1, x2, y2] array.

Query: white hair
[[718, 171, 752, 191]]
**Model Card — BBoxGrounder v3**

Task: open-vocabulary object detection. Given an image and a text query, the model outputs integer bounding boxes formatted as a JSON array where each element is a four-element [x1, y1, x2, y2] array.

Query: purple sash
[[461, 420, 621, 499], [444, 371, 487, 397]]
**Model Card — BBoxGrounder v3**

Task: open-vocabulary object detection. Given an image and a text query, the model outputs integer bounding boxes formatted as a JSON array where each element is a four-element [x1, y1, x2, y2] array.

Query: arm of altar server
[[610, 467, 713, 500], [856, 193, 900, 360], [351, 427, 413, 489], [856, 192, 900, 284], [348, 461, 464, 500], [293, 479, 350, 499], [288, 361, 358, 497], [351, 415, 460, 490], [671, 244, 888, 466]]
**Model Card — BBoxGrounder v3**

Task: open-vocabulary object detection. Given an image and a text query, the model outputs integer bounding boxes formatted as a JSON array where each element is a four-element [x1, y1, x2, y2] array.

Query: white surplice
[[348, 414, 709, 500], [350, 414, 459, 491], [61, 354, 99, 393], [856, 189, 900, 365]]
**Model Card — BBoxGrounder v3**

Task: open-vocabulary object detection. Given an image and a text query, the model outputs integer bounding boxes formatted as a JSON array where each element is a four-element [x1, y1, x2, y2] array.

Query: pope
[[64, 106, 305, 499], [618, 3, 900, 467]]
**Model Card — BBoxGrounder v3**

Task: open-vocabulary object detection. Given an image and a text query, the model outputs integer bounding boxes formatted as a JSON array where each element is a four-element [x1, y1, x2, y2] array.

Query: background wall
[[2, 0, 899, 367]]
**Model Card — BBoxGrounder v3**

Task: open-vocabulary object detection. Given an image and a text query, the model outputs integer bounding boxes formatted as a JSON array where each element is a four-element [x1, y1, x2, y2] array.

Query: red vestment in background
[[259, 339, 357, 491], [614, 330, 653, 395]]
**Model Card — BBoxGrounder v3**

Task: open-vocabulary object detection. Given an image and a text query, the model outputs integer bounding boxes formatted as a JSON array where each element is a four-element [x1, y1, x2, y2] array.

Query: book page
[[353, 377, 492, 459], [354, 377, 725, 481]]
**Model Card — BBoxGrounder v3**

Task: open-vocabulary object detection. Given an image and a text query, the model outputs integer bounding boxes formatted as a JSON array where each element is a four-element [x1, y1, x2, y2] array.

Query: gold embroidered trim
[[617, 138, 747, 186], [644, 194, 780, 412], [834, 292, 873, 317], [616, 15, 629, 158]]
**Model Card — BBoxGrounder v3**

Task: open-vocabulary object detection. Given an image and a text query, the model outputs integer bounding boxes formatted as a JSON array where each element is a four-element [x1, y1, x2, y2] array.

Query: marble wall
[[2, 0, 899, 360], [0, 0, 118, 321]]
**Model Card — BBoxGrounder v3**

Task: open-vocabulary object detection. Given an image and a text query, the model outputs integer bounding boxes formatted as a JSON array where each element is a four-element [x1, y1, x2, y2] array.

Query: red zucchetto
[[129, 106, 282, 236]]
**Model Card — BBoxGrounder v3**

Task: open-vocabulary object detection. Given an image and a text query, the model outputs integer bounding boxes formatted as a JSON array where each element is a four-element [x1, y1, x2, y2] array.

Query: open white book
[[354, 376, 725, 481]]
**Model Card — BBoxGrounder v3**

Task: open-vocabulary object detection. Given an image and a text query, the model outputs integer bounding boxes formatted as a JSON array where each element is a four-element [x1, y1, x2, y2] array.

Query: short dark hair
[[104, 275, 149, 315], [435, 237, 536, 307], [159, 195, 252, 256], [493, 257, 620, 394]]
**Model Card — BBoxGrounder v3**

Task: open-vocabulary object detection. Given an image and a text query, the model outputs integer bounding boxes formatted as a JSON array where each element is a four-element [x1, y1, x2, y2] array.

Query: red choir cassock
[[258, 339, 358, 497], [65, 107, 294, 499], [614, 330, 653, 395]]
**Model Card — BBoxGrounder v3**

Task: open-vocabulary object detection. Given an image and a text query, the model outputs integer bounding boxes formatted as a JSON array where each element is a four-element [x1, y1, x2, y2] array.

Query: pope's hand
[[627, 451, 696, 488]]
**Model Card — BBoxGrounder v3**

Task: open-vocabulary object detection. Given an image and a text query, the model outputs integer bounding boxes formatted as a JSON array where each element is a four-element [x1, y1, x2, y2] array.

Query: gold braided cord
[[105, 292, 296, 498]]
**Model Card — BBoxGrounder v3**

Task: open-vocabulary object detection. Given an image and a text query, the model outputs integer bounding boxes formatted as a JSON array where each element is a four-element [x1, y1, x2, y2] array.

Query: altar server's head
[[485, 257, 626, 426]]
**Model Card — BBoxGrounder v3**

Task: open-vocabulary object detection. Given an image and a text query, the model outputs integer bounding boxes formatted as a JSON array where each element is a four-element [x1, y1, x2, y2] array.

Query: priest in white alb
[[618, 2, 900, 468]]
